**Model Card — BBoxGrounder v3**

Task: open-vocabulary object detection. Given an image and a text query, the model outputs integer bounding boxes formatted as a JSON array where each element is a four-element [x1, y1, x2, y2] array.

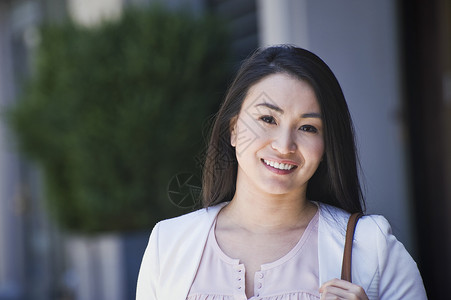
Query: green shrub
[[7, 5, 231, 233]]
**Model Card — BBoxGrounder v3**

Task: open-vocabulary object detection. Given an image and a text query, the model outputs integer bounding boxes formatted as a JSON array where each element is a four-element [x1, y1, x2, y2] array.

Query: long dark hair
[[202, 45, 364, 213]]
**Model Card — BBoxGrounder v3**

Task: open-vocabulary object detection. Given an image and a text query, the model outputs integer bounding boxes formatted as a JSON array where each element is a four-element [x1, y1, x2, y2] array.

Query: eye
[[299, 125, 318, 133], [260, 115, 277, 125]]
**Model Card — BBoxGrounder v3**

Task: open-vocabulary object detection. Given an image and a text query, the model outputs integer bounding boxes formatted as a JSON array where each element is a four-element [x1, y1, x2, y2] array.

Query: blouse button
[[258, 273, 264, 279], [257, 283, 262, 289]]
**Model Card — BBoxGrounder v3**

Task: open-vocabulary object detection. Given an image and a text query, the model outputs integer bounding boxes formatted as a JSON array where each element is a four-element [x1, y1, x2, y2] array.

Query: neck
[[220, 184, 316, 234]]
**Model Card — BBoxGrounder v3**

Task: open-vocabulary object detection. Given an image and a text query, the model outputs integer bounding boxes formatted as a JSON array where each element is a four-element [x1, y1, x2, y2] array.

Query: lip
[[261, 158, 299, 175]]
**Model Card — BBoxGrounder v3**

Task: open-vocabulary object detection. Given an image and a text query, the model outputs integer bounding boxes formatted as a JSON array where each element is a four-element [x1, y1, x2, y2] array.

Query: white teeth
[[263, 159, 295, 170]]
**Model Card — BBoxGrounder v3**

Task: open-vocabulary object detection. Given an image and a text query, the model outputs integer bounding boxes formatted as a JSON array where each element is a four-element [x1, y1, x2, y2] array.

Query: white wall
[[257, 0, 416, 254]]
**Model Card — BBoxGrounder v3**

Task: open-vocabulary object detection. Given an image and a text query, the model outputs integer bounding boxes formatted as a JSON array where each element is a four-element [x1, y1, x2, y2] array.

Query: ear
[[230, 116, 238, 147]]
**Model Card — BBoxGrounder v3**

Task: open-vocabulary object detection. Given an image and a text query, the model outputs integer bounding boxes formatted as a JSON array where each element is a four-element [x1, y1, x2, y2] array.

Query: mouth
[[262, 159, 298, 171]]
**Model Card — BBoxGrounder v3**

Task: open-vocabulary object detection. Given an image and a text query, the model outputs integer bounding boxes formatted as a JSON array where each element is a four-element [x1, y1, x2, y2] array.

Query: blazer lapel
[[317, 204, 348, 286]]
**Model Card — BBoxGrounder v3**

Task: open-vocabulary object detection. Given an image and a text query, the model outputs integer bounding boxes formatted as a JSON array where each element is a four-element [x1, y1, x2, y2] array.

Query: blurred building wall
[[0, 1, 26, 298]]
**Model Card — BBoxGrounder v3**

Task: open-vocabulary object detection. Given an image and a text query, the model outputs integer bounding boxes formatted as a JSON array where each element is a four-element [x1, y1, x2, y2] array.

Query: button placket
[[254, 271, 264, 297], [234, 265, 245, 293]]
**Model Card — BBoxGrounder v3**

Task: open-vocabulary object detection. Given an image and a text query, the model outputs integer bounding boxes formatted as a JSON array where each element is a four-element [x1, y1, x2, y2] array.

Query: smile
[[262, 159, 297, 171]]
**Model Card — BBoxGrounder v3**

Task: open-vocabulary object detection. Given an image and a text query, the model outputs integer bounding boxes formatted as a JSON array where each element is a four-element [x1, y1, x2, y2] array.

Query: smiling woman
[[136, 45, 427, 300]]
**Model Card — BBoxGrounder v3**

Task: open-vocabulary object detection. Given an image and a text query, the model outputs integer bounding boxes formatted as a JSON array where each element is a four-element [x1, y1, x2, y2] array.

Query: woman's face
[[230, 73, 324, 197]]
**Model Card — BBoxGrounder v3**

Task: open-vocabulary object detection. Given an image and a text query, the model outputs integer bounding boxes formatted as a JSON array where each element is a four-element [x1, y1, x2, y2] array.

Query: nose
[[271, 128, 297, 154]]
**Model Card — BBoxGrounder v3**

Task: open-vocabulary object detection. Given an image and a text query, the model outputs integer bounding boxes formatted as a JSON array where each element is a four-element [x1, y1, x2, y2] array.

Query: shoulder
[[158, 202, 226, 226], [317, 202, 392, 237], [317, 203, 426, 298], [157, 206, 211, 231], [152, 202, 227, 246], [316, 203, 392, 274], [317, 202, 412, 261]]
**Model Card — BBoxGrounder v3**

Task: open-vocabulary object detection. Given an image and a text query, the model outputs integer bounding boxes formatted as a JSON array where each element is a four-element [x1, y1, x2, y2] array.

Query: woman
[[136, 45, 427, 300]]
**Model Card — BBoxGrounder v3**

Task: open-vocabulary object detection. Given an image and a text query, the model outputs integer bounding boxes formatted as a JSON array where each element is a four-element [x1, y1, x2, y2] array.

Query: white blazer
[[136, 202, 427, 300]]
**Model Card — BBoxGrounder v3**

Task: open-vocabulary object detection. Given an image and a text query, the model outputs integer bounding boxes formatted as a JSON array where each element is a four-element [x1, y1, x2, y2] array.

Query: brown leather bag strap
[[341, 212, 364, 282]]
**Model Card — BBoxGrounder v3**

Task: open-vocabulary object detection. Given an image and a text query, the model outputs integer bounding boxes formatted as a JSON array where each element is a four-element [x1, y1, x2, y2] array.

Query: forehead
[[243, 73, 320, 112]]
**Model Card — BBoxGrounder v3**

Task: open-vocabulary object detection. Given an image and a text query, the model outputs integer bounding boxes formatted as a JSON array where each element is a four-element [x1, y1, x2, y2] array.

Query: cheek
[[302, 136, 325, 161], [316, 138, 325, 156], [234, 117, 264, 153]]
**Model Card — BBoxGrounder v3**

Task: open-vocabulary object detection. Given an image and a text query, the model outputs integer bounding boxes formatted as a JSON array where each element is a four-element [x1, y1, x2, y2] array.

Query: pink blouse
[[187, 211, 320, 300]]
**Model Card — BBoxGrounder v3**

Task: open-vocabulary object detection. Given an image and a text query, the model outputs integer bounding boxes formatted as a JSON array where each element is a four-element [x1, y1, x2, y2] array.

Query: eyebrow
[[255, 102, 322, 119], [255, 102, 283, 113], [301, 112, 322, 119]]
